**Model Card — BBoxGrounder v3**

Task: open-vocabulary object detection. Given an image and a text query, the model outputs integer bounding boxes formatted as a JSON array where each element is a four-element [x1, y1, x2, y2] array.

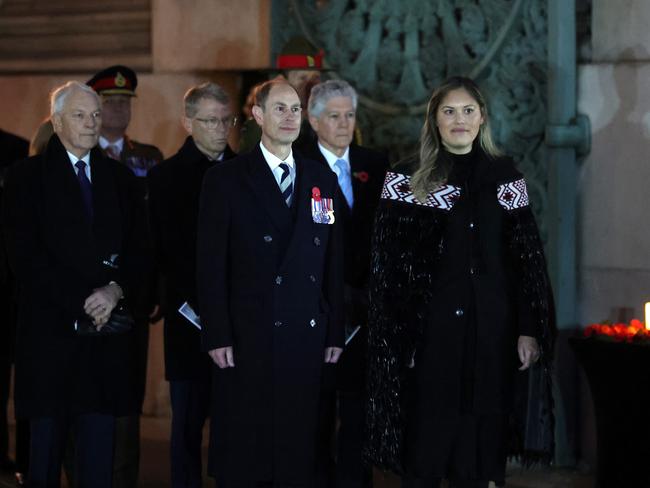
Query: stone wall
[[578, 0, 650, 326], [575, 0, 650, 468], [0, 0, 271, 156]]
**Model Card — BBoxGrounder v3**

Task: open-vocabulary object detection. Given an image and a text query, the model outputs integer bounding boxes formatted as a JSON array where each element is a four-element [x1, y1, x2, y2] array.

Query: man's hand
[[324, 347, 343, 364], [209, 347, 235, 368], [84, 282, 122, 327], [518, 335, 540, 371]]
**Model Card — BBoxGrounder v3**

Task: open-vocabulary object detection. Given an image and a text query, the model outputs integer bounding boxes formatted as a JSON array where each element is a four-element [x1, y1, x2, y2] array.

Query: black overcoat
[[197, 145, 345, 487], [1, 135, 142, 418], [148, 136, 236, 380]]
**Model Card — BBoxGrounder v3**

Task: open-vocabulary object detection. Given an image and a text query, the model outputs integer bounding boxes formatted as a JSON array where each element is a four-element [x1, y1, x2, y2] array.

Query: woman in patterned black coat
[[365, 77, 555, 488]]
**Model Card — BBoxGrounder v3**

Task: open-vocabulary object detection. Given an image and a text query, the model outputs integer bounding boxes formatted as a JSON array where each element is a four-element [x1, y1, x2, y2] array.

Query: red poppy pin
[[312, 186, 321, 201], [353, 171, 369, 183]]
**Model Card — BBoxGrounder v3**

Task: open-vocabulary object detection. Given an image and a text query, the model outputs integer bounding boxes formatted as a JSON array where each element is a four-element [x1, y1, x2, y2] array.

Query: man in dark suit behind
[[148, 82, 237, 488], [304, 79, 388, 488], [1, 81, 142, 488], [197, 79, 345, 488]]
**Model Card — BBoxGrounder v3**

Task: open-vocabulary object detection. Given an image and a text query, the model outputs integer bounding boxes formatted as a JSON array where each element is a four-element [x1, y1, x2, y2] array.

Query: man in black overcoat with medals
[[197, 79, 345, 488]]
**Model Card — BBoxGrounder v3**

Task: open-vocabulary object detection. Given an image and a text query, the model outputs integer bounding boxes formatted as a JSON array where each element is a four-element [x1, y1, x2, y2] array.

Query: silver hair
[[308, 79, 358, 118], [50, 81, 99, 116], [184, 82, 231, 118]]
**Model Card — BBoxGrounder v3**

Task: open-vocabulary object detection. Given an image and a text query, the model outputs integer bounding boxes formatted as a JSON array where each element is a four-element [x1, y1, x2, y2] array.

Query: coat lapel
[[245, 145, 293, 233]]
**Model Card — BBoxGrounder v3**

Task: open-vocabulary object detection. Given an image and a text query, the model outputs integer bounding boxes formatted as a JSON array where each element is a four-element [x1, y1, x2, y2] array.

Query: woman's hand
[[518, 335, 540, 371]]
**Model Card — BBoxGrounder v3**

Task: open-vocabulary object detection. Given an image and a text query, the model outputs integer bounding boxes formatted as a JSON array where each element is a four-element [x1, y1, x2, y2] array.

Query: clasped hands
[[83, 282, 123, 329], [208, 346, 343, 369]]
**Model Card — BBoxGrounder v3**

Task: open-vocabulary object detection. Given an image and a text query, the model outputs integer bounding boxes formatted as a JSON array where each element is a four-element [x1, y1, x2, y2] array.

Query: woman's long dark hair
[[411, 76, 501, 201]]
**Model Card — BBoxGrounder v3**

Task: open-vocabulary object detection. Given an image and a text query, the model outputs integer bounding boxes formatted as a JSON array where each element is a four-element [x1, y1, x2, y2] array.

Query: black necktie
[[75, 160, 93, 220]]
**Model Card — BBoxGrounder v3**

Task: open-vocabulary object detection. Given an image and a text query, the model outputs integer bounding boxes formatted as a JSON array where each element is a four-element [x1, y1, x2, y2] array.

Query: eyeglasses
[[194, 115, 237, 129]]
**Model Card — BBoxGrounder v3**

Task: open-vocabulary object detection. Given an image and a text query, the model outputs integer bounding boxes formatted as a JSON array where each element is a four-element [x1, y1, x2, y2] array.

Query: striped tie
[[278, 162, 292, 206]]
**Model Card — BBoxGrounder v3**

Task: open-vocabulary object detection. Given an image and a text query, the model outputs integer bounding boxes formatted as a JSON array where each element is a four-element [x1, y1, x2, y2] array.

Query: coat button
[[275, 320, 282, 327], [264, 235, 273, 243], [470, 267, 475, 275], [469, 222, 475, 229], [455, 308, 464, 317], [310, 319, 316, 327], [313, 237, 321, 246], [309, 275, 316, 282], [275, 276, 282, 285]]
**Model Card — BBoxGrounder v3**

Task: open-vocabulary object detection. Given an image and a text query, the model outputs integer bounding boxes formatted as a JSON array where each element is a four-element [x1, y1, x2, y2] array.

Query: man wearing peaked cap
[[87, 65, 163, 177], [87, 65, 161, 488]]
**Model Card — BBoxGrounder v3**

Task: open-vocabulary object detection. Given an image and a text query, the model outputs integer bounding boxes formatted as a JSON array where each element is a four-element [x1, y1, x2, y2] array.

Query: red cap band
[[277, 52, 324, 70]]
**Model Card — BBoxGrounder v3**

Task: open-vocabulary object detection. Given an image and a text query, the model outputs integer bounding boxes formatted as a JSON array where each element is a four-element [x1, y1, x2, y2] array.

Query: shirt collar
[[259, 141, 294, 171], [99, 136, 124, 153], [66, 150, 91, 166], [318, 142, 349, 173]]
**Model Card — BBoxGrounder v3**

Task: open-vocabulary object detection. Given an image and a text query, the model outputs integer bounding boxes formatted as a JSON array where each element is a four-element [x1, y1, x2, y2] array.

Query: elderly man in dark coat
[[1, 81, 142, 488], [197, 79, 345, 488], [148, 82, 237, 488], [303, 79, 388, 488]]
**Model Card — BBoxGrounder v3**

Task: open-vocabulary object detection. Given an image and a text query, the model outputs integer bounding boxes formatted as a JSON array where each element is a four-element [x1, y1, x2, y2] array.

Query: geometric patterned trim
[[497, 178, 530, 211], [380, 171, 461, 211]]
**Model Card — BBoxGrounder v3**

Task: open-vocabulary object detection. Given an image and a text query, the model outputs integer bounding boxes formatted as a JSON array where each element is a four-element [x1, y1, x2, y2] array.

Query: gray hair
[[50, 81, 99, 116], [184, 82, 231, 118], [308, 79, 358, 118]]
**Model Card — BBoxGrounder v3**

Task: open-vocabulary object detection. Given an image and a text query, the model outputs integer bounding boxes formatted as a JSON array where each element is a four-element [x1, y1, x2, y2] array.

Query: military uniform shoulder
[[125, 137, 163, 160]]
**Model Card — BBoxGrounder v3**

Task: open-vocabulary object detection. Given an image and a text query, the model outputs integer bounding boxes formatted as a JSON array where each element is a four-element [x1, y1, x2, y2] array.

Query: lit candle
[[646, 302, 650, 330]]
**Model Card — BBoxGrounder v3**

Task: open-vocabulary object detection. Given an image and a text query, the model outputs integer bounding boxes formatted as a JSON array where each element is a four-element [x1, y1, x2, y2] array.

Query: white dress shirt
[[67, 151, 92, 182]]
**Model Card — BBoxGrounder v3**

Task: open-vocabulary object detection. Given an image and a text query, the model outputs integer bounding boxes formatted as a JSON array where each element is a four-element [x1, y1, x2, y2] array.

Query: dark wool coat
[[365, 150, 555, 474], [148, 136, 236, 380], [1, 135, 144, 418], [197, 145, 345, 487]]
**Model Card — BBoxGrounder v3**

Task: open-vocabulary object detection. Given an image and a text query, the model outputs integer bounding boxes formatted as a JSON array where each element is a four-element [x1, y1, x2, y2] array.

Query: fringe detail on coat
[[505, 205, 557, 466], [364, 199, 445, 473]]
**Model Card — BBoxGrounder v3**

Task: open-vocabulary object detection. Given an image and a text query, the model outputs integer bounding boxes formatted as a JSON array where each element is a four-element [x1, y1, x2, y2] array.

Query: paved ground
[[0, 417, 594, 487]]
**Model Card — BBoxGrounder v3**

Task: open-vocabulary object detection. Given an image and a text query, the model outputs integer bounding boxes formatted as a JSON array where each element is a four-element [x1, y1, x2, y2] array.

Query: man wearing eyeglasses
[[197, 79, 344, 488], [147, 82, 236, 488]]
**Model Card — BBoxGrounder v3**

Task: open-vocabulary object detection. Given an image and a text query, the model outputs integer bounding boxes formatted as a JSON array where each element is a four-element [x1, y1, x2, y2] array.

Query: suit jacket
[[197, 145, 344, 486], [148, 136, 236, 380], [301, 143, 388, 391], [1, 135, 143, 418]]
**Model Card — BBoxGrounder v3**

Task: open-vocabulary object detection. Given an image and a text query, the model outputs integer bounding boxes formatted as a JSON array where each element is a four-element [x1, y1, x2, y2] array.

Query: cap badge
[[306, 55, 315, 67], [115, 72, 126, 88]]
